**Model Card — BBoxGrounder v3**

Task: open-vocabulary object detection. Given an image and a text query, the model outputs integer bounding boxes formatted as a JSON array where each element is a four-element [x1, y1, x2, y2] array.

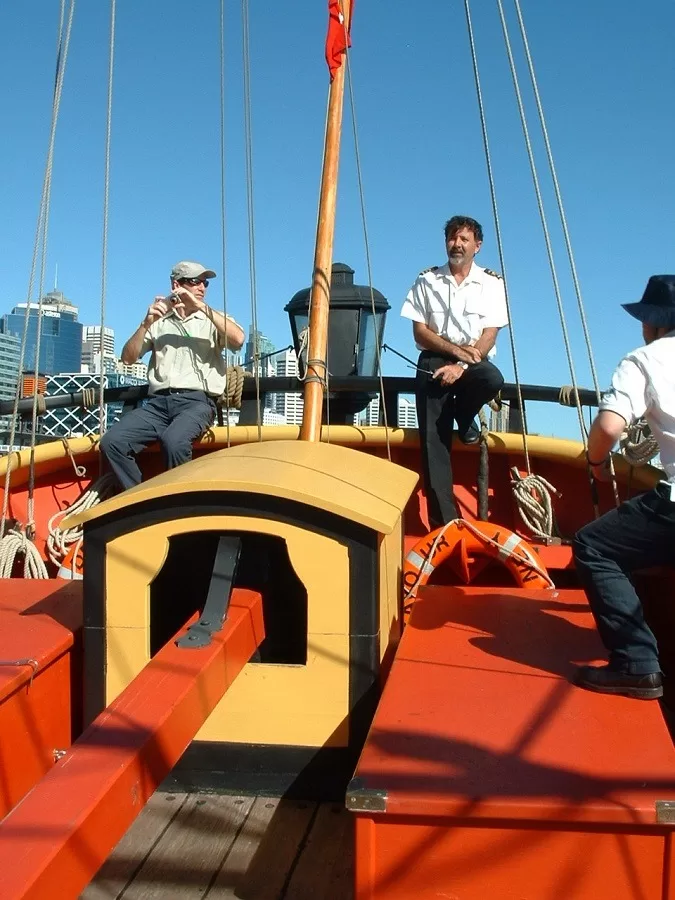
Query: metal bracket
[[176, 536, 241, 649], [345, 777, 388, 813], [656, 800, 675, 824]]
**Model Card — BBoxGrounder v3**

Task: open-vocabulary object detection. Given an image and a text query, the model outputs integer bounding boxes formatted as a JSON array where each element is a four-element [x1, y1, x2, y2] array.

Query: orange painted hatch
[[350, 585, 675, 826]]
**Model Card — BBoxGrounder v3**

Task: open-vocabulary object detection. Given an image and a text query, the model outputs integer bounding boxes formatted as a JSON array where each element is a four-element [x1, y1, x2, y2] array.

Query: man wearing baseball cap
[[99, 260, 245, 490], [573, 275, 675, 700]]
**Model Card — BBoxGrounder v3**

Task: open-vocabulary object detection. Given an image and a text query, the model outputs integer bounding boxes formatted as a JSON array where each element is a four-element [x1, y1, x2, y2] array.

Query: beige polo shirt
[[141, 309, 231, 397]]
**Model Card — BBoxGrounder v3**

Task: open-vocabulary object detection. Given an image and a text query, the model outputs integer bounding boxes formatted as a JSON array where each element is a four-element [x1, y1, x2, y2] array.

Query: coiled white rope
[[0, 529, 49, 579], [510, 467, 561, 539], [46, 473, 117, 567], [620, 419, 659, 467]]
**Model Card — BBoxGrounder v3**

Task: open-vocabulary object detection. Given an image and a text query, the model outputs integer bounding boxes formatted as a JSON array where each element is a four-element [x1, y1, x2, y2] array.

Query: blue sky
[[1, 0, 674, 437]]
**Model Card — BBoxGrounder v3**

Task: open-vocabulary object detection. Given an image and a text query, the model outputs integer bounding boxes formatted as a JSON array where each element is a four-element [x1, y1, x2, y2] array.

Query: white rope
[[343, 36, 391, 461], [46, 473, 117, 567], [0, 530, 49, 579], [620, 420, 659, 467], [241, 0, 262, 440], [463, 0, 531, 474], [510, 466, 560, 539]]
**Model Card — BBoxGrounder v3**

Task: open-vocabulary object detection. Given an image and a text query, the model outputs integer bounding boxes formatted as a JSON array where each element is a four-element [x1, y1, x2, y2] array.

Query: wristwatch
[[458, 362, 469, 371]]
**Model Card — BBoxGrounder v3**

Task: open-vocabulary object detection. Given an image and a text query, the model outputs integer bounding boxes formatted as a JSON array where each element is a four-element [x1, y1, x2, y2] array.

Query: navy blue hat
[[623, 275, 675, 328]]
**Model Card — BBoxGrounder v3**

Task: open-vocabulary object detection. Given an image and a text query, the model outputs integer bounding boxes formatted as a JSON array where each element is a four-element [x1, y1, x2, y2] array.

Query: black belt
[[153, 388, 215, 398]]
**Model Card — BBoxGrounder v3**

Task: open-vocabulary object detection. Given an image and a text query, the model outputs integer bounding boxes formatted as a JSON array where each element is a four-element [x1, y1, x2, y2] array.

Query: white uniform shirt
[[600, 330, 675, 482], [400, 262, 509, 357], [141, 308, 230, 397]]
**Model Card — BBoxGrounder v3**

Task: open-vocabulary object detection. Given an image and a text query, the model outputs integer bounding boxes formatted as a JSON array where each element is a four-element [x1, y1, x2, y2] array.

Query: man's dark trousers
[[99, 390, 216, 490], [415, 351, 504, 528], [573, 483, 675, 675]]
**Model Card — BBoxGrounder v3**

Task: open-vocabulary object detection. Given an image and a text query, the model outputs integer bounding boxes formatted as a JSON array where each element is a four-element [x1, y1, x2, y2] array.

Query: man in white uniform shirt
[[100, 260, 245, 490], [573, 275, 675, 700], [401, 216, 508, 527]]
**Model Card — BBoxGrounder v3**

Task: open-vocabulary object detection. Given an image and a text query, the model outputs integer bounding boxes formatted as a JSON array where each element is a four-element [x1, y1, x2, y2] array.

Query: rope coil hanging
[[46, 473, 118, 568], [510, 466, 561, 539], [620, 419, 659, 467]]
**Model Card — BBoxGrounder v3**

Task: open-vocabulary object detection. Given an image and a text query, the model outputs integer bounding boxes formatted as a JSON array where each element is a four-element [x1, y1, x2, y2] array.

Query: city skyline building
[[273, 348, 304, 425], [1, 291, 82, 376]]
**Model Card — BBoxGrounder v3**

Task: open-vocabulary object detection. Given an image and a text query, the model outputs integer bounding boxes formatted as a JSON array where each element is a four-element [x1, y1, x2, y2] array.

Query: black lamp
[[285, 264, 390, 421]]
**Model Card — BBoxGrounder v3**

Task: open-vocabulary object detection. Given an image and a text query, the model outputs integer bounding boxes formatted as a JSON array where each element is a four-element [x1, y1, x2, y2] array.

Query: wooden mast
[[300, 0, 352, 443]]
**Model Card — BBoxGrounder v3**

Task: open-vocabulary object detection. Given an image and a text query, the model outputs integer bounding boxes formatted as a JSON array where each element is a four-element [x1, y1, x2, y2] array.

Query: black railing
[[0, 376, 599, 432]]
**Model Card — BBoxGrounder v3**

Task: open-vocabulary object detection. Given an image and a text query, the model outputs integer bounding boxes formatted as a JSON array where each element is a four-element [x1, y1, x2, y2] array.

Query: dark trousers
[[415, 351, 504, 528], [99, 391, 216, 490], [573, 483, 675, 675]]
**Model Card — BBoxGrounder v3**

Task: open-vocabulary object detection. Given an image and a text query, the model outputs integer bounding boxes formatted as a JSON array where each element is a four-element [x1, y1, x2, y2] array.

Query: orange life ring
[[403, 519, 553, 613], [57, 543, 83, 580]]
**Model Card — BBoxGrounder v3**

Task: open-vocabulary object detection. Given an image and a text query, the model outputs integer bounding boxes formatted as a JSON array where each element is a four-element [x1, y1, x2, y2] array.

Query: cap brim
[[200, 269, 217, 279], [622, 302, 675, 328]]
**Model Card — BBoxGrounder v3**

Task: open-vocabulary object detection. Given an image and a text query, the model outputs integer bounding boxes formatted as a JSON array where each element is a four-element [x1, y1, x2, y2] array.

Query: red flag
[[325, 0, 353, 80]]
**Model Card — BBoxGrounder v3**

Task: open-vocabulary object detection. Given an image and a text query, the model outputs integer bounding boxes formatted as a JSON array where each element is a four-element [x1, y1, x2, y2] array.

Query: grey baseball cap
[[170, 260, 217, 280]]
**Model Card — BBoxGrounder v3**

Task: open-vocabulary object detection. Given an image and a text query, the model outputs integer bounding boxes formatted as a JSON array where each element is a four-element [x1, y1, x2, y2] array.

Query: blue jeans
[[99, 390, 216, 490], [573, 482, 675, 675]]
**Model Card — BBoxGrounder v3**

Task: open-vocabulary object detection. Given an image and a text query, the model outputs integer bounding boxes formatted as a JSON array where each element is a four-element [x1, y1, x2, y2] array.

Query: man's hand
[[455, 345, 482, 364], [143, 296, 172, 328], [433, 363, 465, 386], [170, 284, 206, 316]]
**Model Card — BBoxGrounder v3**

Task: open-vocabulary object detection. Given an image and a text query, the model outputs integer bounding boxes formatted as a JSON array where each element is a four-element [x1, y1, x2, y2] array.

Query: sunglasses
[[178, 277, 209, 287]]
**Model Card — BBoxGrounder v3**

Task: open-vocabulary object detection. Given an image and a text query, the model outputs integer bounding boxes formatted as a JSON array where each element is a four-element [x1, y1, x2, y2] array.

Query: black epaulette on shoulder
[[483, 268, 503, 279], [419, 266, 439, 276]]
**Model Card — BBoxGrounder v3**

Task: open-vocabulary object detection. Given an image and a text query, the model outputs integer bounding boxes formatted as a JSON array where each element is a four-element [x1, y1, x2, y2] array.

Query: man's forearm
[[121, 323, 148, 365], [587, 410, 626, 463], [413, 323, 466, 358], [471, 327, 499, 360], [205, 306, 245, 350]]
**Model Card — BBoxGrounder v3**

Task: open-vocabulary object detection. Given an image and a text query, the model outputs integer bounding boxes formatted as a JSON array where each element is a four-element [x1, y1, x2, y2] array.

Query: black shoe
[[574, 665, 663, 700], [457, 421, 480, 445]]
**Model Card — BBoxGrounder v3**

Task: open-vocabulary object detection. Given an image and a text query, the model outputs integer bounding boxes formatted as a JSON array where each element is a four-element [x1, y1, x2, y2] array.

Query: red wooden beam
[[0, 588, 264, 900]]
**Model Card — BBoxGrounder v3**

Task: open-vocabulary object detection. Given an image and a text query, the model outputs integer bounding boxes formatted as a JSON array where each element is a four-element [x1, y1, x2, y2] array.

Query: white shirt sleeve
[[400, 277, 429, 325], [140, 324, 155, 357], [481, 276, 509, 329], [599, 356, 649, 424]]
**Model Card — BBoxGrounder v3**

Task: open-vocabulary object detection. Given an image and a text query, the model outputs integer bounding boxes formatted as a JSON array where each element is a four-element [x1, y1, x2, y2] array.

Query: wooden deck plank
[[121, 793, 255, 900], [207, 797, 316, 900], [81, 792, 188, 900], [284, 803, 354, 900]]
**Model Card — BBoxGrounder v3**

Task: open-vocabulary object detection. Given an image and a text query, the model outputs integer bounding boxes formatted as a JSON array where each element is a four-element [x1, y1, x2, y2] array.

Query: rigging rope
[[462, 0, 531, 475], [241, 0, 262, 440], [344, 31, 391, 460], [510, 0, 619, 508], [1, 0, 76, 542], [97, 0, 116, 447], [219, 0, 232, 445]]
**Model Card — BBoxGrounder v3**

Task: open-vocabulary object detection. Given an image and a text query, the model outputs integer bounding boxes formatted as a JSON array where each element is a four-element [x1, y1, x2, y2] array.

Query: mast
[[300, 0, 352, 443]]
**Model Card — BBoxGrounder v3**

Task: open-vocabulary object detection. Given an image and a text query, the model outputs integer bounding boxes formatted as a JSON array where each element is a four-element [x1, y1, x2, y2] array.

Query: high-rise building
[[489, 401, 510, 432], [356, 394, 419, 428], [1, 291, 82, 375], [0, 332, 21, 405], [244, 328, 276, 377], [116, 359, 148, 380], [81, 325, 116, 374], [274, 348, 304, 425]]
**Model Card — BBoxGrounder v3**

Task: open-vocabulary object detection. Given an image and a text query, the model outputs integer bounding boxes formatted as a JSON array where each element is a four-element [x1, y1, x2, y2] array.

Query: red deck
[[350, 585, 675, 899], [0, 579, 82, 818]]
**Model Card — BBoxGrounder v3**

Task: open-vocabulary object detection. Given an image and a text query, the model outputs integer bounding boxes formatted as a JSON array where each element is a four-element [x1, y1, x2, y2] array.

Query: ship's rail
[[0, 375, 597, 436]]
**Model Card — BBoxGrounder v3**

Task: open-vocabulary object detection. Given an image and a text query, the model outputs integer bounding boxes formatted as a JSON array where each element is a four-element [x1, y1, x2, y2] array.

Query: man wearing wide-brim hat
[[573, 274, 675, 700]]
